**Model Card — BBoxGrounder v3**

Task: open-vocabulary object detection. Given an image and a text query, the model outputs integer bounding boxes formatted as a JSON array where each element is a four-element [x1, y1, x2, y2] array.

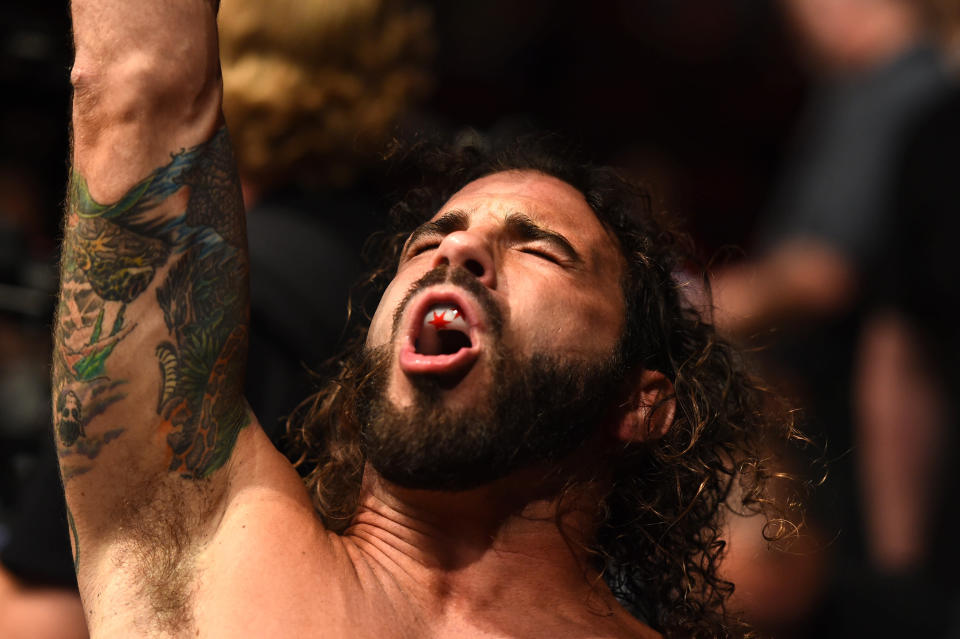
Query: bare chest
[[82, 516, 654, 639], [186, 570, 653, 639]]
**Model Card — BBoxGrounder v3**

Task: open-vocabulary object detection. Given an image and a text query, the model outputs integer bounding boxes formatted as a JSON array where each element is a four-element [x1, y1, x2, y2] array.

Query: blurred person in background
[[857, 49, 960, 638], [713, 0, 959, 636], [714, 0, 953, 339]]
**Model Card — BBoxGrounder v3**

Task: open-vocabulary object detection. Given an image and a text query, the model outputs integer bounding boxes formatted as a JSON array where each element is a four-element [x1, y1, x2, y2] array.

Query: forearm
[[712, 240, 857, 339], [71, 0, 222, 201], [856, 311, 945, 572], [56, 0, 250, 567]]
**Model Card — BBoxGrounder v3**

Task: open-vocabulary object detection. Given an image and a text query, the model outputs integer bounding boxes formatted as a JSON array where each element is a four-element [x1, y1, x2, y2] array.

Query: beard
[[356, 266, 626, 492]]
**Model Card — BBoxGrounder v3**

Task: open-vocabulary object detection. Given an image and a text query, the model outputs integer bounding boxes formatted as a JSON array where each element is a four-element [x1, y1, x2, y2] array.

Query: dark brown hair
[[288, 134, 802, 637]]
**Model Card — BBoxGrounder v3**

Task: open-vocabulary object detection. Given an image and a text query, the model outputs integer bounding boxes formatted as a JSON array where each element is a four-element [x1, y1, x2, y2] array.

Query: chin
[[386, 356, 494, 412]]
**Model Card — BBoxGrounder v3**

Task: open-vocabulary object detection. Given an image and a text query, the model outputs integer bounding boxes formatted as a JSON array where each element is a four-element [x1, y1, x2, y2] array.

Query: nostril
[[464, 259, 484, 278]]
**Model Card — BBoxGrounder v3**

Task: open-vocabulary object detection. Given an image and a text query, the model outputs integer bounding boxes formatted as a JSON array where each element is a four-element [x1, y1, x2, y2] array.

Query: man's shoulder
[[79, 424, 339, 636]]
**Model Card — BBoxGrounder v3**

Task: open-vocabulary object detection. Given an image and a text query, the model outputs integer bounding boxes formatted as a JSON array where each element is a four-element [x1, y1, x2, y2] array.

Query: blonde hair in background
[[218, 0, 434, 190]]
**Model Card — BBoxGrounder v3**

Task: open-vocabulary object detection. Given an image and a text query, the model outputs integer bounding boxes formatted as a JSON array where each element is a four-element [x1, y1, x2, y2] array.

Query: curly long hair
[[288, 135, 802, 637]]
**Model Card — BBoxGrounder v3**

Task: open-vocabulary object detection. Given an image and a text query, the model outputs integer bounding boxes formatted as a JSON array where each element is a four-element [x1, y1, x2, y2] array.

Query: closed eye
[[401, 235, 443, 261], [519, 247, 561, 264], [505, 213, 582, 267], [408, 241, 440, 257]]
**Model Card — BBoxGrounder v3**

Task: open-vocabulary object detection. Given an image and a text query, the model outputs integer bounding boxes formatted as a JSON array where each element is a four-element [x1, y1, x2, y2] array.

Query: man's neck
[[343, 467, 616, 613]]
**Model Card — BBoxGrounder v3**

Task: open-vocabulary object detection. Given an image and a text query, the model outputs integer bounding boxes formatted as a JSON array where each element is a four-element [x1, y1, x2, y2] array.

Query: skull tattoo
[[56, 390, 85, 447]]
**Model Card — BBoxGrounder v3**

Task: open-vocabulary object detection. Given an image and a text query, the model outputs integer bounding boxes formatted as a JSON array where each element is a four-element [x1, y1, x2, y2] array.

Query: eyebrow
[[403, 210, 469, 253], [402, 209, 583, 265]]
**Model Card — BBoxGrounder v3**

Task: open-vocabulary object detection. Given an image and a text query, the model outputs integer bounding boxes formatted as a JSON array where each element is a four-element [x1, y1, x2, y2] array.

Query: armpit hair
[[113, 472, 228, 635]]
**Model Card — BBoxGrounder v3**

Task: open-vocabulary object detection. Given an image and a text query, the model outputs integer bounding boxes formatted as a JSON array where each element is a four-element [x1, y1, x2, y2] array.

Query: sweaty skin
[[59, 1, 660, 637]]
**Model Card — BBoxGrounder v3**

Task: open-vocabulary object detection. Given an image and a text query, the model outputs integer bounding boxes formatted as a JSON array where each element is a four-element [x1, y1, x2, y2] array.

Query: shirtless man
[[55, 1, 790, 636]]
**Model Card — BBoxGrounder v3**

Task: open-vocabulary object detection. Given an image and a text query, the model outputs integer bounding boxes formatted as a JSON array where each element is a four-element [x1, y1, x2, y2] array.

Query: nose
[[431, 230, 497, 289]]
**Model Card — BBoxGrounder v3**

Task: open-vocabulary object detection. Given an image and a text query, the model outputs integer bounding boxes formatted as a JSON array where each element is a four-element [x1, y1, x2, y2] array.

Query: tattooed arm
[[56, 0, 260, 620], [58, 132, 249, 477]]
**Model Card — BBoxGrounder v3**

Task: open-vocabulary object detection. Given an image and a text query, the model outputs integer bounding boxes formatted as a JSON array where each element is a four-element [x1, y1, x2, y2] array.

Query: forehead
[[435, 170, 622, 259]]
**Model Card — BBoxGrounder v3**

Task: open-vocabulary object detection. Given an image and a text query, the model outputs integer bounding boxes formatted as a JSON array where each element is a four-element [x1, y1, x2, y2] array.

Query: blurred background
[[0, 0, 957, 637]]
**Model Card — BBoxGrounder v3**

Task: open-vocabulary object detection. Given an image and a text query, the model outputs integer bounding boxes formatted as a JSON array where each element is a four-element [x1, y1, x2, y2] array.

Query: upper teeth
[[422, 304, 467, 332]]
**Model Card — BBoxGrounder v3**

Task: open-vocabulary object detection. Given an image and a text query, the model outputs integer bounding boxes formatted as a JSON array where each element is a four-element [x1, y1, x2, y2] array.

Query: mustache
[[390, 264, 504, 338]]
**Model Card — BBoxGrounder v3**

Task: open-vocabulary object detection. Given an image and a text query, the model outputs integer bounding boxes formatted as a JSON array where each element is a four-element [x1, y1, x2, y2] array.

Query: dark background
[[0, 0, 807, 263]]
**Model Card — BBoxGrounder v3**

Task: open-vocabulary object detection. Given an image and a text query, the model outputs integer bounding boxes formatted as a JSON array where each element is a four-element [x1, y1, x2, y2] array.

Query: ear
[[613, 369, 676, 444]]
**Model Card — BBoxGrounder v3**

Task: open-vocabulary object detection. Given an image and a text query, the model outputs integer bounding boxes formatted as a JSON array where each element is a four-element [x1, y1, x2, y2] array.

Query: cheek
[[512, 285, 624, 359], [366, 281, 402, 348]]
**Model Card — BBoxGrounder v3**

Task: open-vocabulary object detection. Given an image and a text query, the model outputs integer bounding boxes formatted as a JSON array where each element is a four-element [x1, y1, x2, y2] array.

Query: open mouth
[[415, 304, 473, 355], [399, 293, 483, 378]]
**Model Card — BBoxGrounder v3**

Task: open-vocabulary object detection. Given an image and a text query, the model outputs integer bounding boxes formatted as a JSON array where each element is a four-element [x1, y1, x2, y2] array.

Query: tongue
[[418, 304, 469, 355]]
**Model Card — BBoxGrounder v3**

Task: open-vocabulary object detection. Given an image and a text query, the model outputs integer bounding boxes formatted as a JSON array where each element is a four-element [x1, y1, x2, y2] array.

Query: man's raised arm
[[55, 0, 251, 592]]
